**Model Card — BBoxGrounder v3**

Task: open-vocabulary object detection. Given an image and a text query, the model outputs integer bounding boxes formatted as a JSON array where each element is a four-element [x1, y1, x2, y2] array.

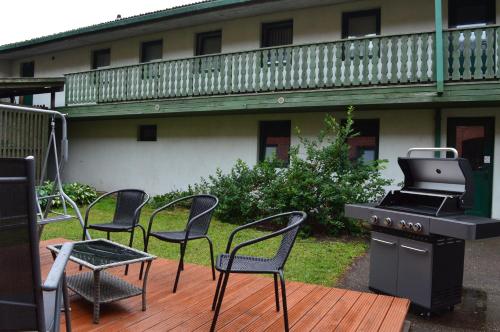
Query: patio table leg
[[142, 260, 153, 311], [93, 270, 101, 324]]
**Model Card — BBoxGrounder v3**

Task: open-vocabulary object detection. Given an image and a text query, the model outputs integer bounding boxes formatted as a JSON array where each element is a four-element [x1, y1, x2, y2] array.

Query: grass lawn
[[42, 198, 367, 286]]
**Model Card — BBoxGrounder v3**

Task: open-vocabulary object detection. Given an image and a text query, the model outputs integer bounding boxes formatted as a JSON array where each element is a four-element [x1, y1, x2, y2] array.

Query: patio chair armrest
[[42, 243, 74, 291], [84, 190, 122, 225], [131, 192, 150, 225], [184, 201, 219, 239], [224, 212, 293, 253], [225, 221, 301, 270], [146, 195, 197, 234]]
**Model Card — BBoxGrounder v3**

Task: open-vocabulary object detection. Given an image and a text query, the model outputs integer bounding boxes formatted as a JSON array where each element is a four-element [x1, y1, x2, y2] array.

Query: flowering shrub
[[154, 107, 391, 235]]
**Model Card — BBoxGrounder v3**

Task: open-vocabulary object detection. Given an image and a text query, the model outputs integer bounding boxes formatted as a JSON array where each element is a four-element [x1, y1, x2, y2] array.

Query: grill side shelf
[[430, 215, 500, 240]]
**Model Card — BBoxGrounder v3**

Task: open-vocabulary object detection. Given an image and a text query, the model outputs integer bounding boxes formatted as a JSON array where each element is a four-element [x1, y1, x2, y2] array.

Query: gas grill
[[345, 147, 500, 314]]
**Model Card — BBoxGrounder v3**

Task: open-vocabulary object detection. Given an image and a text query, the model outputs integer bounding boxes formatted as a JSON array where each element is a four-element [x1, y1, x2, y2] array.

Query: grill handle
[[406, 147, 458, 159]]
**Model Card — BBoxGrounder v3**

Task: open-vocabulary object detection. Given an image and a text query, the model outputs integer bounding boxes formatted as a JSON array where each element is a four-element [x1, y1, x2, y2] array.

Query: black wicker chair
[[82, 189, 149, 275], [0, 157, 74, 332], [142, 194, 218, 292], [210, 211, 306, 332]]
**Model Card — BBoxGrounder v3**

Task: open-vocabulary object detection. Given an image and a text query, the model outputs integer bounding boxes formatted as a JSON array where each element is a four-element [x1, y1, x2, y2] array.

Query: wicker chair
[[82, 189, 149, 275], [0, 157, 74, 332], [210, 211, 306, 332], [142, 195, 218, 292]]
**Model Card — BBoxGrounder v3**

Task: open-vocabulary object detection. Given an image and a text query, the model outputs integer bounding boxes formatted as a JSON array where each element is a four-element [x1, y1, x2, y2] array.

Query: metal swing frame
[[1, 103, 90, 239]]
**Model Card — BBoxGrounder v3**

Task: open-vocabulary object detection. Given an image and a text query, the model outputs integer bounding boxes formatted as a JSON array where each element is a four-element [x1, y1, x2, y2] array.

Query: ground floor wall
[[63, 107, 500, 218]]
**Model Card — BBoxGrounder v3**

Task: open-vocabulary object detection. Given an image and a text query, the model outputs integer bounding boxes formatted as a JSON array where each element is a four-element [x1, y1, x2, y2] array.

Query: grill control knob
[[370, 215, 379, 224], [407, 222, 414, 231], [412, 223, 423, 232], [384, 217, 392, 226], [399, 220, 407, 229]]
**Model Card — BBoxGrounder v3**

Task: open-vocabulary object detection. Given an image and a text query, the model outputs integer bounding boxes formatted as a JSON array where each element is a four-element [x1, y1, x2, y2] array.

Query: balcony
[[64, 26, 500, 107]]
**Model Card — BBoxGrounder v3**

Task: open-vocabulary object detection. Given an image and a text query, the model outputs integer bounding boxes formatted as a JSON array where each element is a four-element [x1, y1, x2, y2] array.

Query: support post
[[435, 0, 444, 94], [434, 108, 442, 157], [50, 91, 56, 109]]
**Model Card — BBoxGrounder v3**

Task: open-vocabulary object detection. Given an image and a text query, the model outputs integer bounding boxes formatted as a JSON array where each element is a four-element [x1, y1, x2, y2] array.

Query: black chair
[[82, 189, 149, 275], [142, 195, 218, 292], [0, 157, 74, 332], [210, 211, 306, 332]]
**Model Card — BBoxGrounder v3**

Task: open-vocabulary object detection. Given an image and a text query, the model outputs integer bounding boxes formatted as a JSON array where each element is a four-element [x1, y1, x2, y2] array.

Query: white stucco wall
[[63, 109, 434, 195]]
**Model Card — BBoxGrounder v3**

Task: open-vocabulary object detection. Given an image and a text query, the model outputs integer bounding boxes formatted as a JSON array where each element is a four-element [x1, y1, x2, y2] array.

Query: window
[[196, 30, 222, 56], [20, 61, 34, 77], [261, 20, 293, 48], [342, 9, 381, 39], [138, 125, 157, 141], [448, 0, 495, 28], [141, 40, 163, 63], [259, 121, 291, 164], [347, 119, 379, 162], [91, 49, 110, 69]]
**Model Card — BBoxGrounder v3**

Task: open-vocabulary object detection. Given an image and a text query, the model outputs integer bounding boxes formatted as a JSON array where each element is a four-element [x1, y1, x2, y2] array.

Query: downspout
[[435, 0, 444, 94], [434, 108, 442, 157]]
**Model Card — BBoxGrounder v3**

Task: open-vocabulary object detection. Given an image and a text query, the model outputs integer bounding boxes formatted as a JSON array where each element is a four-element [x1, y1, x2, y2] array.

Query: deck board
[[40, 238, 409, 332]]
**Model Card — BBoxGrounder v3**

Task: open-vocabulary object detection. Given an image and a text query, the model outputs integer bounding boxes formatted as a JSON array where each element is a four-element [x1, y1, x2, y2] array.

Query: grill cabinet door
[[369, 232, 398, 295], [397, 238, 433, 309]]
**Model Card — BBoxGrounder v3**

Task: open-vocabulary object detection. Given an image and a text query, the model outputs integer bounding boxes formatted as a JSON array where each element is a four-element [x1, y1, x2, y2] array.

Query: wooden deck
[[41, 239, 409, 331]]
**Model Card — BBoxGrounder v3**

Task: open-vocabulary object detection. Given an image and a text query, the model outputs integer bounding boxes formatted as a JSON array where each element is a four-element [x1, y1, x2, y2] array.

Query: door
[[447, 117, 494, 217]]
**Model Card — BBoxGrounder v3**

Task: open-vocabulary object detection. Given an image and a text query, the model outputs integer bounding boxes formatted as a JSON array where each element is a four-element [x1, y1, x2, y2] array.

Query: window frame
[[448, 0, 495, 28], [137, 125, 158, 142], [258, 120, 292, 165], [341, 8, 381, 39], [140, 39, 163, 63], [91, 48, 111, 70], [261, 19, 294, 48], [345, 119, 380, 162], [195, 30, 222, 56]]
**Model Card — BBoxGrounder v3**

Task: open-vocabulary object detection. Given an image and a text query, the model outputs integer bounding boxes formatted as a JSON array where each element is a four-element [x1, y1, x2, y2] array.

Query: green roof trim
[[0, 0, 254, 53]]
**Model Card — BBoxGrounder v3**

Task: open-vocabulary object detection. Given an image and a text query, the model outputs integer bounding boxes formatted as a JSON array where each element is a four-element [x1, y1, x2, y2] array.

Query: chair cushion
[[215, 253, 279, 273], [149, 231, 205, 242], [88, 223, 132, 231]]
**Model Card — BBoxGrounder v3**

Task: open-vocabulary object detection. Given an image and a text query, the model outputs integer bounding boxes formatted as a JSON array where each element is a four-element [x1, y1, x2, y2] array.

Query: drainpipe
[[435, 0, 444, 94], [434, 108, 442, 157]]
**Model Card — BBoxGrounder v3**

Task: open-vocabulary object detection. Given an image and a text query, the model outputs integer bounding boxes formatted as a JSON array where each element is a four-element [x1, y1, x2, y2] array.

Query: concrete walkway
[[337, 238, 500, 331]]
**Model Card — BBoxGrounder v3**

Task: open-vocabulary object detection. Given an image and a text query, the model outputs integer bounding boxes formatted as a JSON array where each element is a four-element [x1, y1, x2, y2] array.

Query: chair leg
[[212, 272, 224, 310], [210, 272, 230, 332], [279, 270, 289, 332], [62, 273, 72, 332], [125, 230, 135, 276], [139, 227, 147, 280], [173, 242, 186, 293], [206, 237, 216, 280], [106, 232, 110, 240], [274, 273, 280, 312], [179, 243, 184, 271]]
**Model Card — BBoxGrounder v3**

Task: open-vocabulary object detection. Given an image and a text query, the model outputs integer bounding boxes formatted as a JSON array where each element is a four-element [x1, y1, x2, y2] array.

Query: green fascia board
[[60, 82, 500, 120], [0, 0, 254, 53]]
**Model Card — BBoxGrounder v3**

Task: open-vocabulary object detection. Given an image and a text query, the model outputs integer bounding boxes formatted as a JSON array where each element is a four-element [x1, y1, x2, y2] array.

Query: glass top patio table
[[47, 239, 155, 270]]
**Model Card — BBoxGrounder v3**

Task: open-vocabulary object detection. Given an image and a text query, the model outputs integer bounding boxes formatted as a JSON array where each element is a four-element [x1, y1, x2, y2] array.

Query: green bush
[[154, 107, 391, 235], [37, 181, 98, 208], [149, 187, 198, 209]]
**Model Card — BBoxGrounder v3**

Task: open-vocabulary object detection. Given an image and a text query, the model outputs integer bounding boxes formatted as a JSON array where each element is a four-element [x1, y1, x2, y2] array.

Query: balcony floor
[[40, 238, 409, 331]]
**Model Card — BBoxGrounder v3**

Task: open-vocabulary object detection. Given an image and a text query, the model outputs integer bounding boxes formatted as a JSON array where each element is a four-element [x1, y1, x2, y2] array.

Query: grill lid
[[379, 148, 475, 214]]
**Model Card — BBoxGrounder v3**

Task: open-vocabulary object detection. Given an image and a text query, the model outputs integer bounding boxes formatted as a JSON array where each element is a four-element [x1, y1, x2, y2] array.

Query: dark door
[[20, 61, 35, 106], [447, 117, 494, 217], [369, 231, 399, 295]]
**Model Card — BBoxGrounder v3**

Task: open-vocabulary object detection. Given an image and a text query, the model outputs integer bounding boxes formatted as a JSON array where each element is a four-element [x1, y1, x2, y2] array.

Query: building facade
[[1, 0, 499, 218]]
